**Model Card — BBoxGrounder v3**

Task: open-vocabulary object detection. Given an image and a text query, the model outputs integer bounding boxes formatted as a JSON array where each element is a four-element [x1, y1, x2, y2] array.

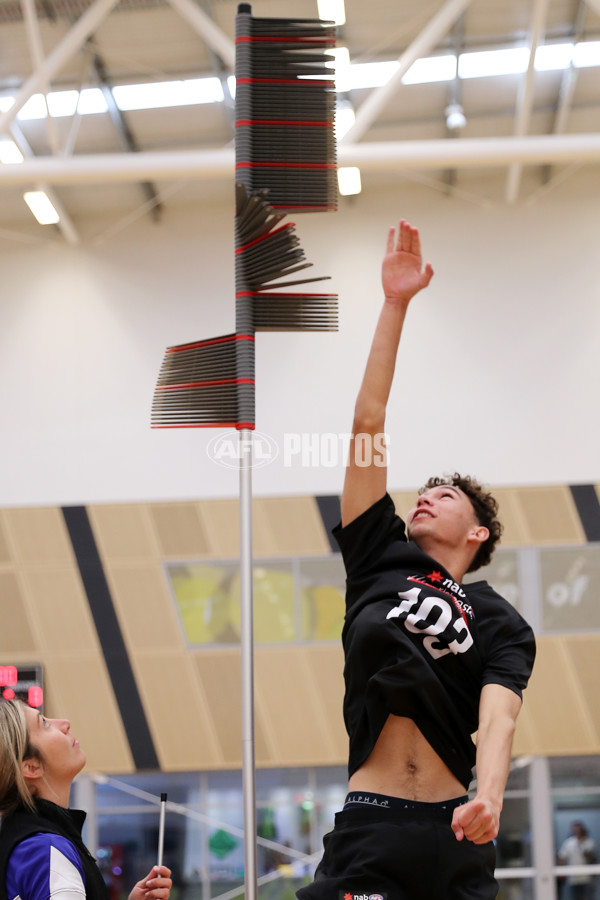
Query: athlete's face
[[23, 706, 86, 787], [407, 484, 483, 551]]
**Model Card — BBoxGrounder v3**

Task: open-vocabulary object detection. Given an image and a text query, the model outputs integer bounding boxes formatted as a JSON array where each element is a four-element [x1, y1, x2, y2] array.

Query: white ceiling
[[0, 0, 599, 241]]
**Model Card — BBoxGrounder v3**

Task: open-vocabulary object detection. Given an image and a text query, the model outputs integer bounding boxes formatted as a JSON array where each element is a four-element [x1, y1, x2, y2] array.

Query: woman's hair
[[419, 473, 503, 573], [0, 700, 41, 816]]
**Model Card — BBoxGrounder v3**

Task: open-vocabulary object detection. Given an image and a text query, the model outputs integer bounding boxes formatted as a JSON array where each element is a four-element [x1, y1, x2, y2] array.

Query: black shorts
[[296, 793, 497, 900]]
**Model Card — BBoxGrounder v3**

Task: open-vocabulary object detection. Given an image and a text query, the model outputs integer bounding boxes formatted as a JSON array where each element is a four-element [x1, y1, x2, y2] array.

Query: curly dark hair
[[419, 473, 503, 573]]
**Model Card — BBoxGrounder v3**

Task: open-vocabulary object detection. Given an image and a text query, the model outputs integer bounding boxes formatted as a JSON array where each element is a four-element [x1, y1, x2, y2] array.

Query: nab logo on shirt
[[339, 894, 386, 900]]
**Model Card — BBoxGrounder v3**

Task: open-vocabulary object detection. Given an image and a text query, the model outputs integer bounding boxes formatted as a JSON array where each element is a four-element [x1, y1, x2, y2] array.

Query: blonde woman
[[0, 701, 172, 900]]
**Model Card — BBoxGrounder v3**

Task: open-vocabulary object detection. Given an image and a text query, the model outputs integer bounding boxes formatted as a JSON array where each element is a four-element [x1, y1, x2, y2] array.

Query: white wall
[[1, 170, 599, 506]]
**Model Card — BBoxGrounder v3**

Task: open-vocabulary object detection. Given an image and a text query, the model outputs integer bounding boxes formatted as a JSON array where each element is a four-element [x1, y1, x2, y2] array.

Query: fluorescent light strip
[[331, 46, 351, 92], [403, 54, 457, 84], [0, 40, 598, 123], [335, 103, 355, 140], [573, 40, 600, 68], [7, 77, 224, 122], [0, 139, 24, 163], [17, 88, 107, 120], [338, 166, 361, 195], [534, 42, 574, 71], [112, 78, 224, 111], [317, 0, 346, 26], [348, 60, 399, 90], [23, 190, 60, 224], [458, 46, 530, 79]]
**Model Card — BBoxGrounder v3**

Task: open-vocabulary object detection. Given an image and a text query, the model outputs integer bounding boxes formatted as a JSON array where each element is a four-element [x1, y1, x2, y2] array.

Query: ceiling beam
[[505, 0, 550, 204], [0, 134, 599, 185], [10, 123, 80, 244], [164, 0, 235, 69], [198, 0, 236, 132], [341, 0, 475, 145], [0, 0, 121, 137], [541, 0, 588, 186], [443, 13, 466, 192], [20, 0, 61, 155], [91, 50, 163, 221], [18, 0, 81, 243]]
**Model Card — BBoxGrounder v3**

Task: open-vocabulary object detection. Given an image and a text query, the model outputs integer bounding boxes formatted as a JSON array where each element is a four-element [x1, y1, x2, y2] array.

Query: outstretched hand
[[382, 219, 434, 305], [128, 866, 173, 900]]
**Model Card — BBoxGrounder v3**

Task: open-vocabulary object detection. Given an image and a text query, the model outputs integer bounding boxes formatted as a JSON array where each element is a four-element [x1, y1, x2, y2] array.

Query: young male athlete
[[297, 220, 536, 900]]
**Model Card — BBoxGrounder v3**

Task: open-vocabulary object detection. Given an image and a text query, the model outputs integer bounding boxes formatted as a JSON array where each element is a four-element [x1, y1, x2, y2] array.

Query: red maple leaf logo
[[344, 893, 353, 900], [429, 570, 443, 583]]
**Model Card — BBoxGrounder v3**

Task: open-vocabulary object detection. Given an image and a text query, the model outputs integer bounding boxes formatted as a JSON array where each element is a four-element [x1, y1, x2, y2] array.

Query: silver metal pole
[[529, 757, 558, 900], [157, 792, 167, 868], [239, 429, 257, 900]]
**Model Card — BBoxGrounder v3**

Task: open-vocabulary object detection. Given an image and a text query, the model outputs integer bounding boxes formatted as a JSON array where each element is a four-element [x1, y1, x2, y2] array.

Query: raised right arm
[[341, 220, 434, 527]]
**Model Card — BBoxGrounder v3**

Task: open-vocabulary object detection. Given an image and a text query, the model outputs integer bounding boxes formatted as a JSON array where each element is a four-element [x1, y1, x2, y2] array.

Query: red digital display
[[0, 666, 18, 686], [28, 685, 44, 707], [0, 665, 43, 711]]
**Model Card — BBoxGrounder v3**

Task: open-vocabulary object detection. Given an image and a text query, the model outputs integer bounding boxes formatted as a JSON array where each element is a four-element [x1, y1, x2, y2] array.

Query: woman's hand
[[381, 219, 433, 305], [128, 866, 173, 900]]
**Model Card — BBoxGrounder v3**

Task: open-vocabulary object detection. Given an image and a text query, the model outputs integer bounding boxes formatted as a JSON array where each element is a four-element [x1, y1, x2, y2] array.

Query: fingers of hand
[[145, 887, 171, 899], [386, 225, 396, 254], [396, 219, 421, 257], [144, 881, 172, 898], [451, 822, 465, 841], [398, 219, 412, 253], [145, 867, 172, 891], [452, 802, 497, 844], [420, 263, 434, 288]]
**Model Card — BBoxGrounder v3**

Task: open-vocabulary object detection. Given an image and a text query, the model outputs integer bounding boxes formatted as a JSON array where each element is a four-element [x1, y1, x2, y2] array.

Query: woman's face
[[23, 706, 86, 785]]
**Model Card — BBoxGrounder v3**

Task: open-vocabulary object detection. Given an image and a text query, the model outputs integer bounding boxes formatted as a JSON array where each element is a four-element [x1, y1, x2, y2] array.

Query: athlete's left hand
[[129, 865, 173, 900], [451, 796, 500, 844]]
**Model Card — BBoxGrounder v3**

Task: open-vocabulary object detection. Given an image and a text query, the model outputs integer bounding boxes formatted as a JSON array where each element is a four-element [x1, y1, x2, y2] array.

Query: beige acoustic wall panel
[[192, 649, 271, 767], [133, 652, 222, 770], [198, 498, 240, 559], [0, 513, 13, 563], [149, 503, 212, 559], [304, 645, 347, 760], [104, 563, 183, 652], [89, 505, 160, 561], [3, 490, 600, 775], [520, 635, 598, 754], [22, 567, 102, 655], [97, 559, 196, 771], [0, 506, 133, 773], [561, 635, 600, 745], [514, 486, 585, 545], [252, 497, 331, 557], [254, 646, 342, 766], [3, 507, 75, 563], [489, 488, 533, 547], [0, 571, 38, 653], [47, 657, 134, 773], [512, 698, 539, 757]]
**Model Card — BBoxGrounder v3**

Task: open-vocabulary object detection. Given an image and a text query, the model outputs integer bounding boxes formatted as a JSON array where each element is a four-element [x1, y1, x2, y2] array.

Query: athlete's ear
[[469, 524, 489, 545]]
